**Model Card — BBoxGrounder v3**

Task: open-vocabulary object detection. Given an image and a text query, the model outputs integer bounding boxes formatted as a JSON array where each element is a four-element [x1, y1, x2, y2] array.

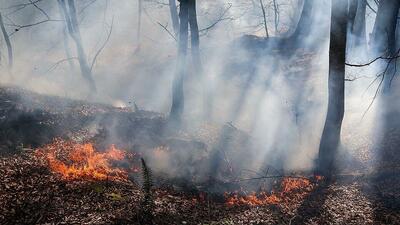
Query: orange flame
[[37, 139, 128, 181], [225, 177, 317, 206]]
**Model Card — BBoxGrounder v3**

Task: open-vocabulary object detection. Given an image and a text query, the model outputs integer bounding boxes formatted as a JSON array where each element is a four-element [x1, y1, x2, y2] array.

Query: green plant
[[140, 158, 154, 224]]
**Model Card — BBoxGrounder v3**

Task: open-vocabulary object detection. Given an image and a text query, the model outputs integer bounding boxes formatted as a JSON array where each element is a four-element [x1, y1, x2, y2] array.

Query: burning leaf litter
[[35, 139, 135, 181], [224, 177, 319, 206]]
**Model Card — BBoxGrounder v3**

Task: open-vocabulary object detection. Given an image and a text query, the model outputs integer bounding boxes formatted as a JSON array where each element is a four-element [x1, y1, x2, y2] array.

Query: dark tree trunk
[[188, 0, 208, 118], [169, 0, 180, 37], [58, 0, 97, 93], [188, 0, 200, 70], [370, 0, 400, 93], [170, 0, 189, 124], [0, 12, 13, 69], [347, 0, 367, 58], [371, 0, 400, 55], [317, 0, 348, 177]]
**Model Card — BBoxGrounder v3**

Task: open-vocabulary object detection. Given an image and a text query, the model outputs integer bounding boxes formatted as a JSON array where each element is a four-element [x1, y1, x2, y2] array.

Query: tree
[[0, 12, 13, 69], [317, 0, 348, 177], [170, 0, 189, 124], [58, 0, 97, 92], [137, 0, 143, 51], [169, 0, 180, 37], [370, 0, 400, 93], [347, 0, 367, 58], [351, 0, 367, 50], [287, 0, 314, 43]]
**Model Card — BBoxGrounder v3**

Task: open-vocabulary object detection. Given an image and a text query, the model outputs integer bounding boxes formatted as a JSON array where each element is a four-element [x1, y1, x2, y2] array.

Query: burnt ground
[[0, 86, 400, 224]]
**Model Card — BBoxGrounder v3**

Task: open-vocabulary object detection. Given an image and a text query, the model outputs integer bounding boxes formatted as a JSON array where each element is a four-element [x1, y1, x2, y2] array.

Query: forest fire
[[36, 139, 129, 181], [225, 177, 317, 206]]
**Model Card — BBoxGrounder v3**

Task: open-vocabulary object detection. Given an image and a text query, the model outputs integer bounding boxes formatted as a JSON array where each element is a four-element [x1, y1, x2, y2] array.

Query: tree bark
[[317, 0, 348, 177], [170, 0, 189, 124], [0, 12, 13, 69]]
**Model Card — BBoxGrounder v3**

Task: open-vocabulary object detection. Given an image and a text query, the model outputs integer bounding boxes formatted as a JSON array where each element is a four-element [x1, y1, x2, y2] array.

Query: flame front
[[225, 177, 317, 206], [38, 139, 128, 181]]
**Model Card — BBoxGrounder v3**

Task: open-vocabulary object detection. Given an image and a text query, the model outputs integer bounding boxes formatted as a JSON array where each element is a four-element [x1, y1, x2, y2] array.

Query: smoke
[[0, 0, 397, 184]]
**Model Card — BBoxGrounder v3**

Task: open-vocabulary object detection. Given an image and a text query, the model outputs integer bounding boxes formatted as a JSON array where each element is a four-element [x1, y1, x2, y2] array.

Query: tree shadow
[[291, 182, 332, 224], [364, 105, 400, 224]]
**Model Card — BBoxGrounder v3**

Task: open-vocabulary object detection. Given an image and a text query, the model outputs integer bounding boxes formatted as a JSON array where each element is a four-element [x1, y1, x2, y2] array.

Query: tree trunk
[[288, 0, 313, 41], [58, 0, 97, 93], [259, 0, 269, 37], [317, 0, 348, 177], [348, 0, 358, 32], [57, 1, 74, 69], [0, 12, 13, 69], [188, 0, 200, 67], [137, 0, 142, 49], [170, 0, 189, 124], [351, 0, 367, 49], [370, 0, 400, 93], [169, 0, 180, 37], [273, 0, 279, 34], [188, 0, 208, 118]]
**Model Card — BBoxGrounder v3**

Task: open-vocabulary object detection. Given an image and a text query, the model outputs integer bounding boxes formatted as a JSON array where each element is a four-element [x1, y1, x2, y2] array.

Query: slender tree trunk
[[169, 0, 180, 37], [57, 1, 74, 69], [352, 0, 367, 49], [62, 26, 75, 69], [59, 0, 97, 92], [273, 0, 279, 34], [370, 0, 400, 93], [348, 0, 358, 32], [188, 0, 208, 118], [0, 12, 13, 69], [137, 0, 142, 48], [188, 0, 199, 55], [259, 0, 269, 38], [288, 0, 313, 41], [317, 0, 348, 177], [170, 0, 189, 124]]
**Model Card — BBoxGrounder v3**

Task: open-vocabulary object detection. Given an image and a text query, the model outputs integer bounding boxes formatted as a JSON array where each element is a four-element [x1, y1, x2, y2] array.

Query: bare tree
[[317, 0, 348, 177], [137, 0, 143, 51], [259, 0, 269, 37], [370, 0, 400, 93], [169, 0, 180, 37], [351, 0, 367, 50], [170, 0, 189, 124], [58, 0, 97, 92], [0, 12, 13, 69], [273, 0, 279, 34], [287, 0, 314, 42]]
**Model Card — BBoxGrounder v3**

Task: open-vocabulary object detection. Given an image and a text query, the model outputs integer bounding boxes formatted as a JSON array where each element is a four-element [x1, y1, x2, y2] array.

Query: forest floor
[[0, 86, 400, 225]]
